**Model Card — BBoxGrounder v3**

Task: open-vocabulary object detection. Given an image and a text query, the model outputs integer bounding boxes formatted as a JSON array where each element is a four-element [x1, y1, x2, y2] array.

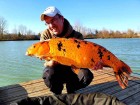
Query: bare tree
[[101, 29, 110, 38], [73, 21, 95, 36], [12, 25, 18, 34], [27, 29, 34, 35], [127, 29, 134, 35], [73, 21, 83, 32], [0, 16, 8, 35], [18, 25, 27, 35]]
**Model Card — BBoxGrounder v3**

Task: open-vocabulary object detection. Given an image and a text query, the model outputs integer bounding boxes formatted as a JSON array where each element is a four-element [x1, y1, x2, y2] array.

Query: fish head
[[25, 41, 50, 58]]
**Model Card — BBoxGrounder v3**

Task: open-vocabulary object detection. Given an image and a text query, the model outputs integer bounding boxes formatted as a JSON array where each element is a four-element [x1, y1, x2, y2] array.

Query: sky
[[0, 0, 140, 34]]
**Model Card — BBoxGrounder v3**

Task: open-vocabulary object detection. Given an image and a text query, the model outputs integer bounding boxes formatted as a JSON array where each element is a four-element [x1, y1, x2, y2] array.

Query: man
[[40, 6, 93, 95]]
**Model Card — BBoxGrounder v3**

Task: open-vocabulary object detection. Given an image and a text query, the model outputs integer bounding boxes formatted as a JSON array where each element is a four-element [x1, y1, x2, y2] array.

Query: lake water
[[0, 38, 140, 87]]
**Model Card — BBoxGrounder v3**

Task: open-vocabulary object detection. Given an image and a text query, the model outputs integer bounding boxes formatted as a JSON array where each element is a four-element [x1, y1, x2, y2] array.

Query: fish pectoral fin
[[71, 65, 78, 69], [71, 65, 80, 74], [93, 60, 103, 70], [52, 56, 77, 66], [38, 54, 53, 60]]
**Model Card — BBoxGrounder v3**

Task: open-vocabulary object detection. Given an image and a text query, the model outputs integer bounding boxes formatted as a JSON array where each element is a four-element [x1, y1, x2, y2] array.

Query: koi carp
[[25, 38, 132, 89]]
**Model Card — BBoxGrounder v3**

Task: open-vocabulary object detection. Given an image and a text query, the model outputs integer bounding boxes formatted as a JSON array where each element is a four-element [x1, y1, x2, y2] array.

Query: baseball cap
[[41, 6, 62, 21]]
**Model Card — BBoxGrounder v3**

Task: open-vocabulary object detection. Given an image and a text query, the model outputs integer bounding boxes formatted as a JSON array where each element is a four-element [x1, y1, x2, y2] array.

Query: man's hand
[[44, 60, 59, 67]]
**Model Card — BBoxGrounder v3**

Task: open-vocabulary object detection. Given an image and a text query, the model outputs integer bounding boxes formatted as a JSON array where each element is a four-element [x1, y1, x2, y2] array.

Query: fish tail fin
[[114, 60, 132, 89]]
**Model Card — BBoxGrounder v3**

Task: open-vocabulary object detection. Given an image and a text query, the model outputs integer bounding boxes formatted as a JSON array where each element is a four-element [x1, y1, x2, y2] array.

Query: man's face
[[44, 15, 64, 36]]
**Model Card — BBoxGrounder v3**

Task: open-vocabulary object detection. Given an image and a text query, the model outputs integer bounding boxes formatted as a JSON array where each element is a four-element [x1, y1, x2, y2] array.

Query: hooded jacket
[[40, 18, 83, 41]]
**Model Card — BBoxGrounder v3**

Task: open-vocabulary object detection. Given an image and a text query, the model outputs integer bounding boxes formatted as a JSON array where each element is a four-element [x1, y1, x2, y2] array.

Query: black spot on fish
[[107, 55, 110, 60], [33, 45, 36, 48], [103, 49, 107, 52], [93, 44, 97, 47], [77, 44, 80, 48], [57, 41, 63, 51], [74, 39, 81, 49], [91, 58, 95, 62], [74, 39, 80, 44], [85, 41, 88, 44], [74, 39, 78, 43], [98, 48, 104, 59], [63, 49, 66, 52]]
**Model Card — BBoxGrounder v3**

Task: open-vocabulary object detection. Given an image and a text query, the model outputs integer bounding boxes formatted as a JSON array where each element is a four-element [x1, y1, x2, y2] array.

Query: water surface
[[0, 38, 139, 87]]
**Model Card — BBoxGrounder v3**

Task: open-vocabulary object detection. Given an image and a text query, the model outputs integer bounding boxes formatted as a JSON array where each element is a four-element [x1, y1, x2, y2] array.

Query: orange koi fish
[[25, 38, 132, 89]]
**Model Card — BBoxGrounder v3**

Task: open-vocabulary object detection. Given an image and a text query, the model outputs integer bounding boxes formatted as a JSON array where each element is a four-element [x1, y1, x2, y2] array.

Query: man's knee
[[42, 66, 64, 94], [78, 68, 94, 87], [83, 69, 93, 83], [42, 67, 55, 87], [82, 68, 93, 78]]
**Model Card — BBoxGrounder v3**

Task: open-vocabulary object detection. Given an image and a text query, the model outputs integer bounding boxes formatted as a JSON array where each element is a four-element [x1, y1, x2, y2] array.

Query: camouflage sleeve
[[40, 30, 46, 42], [71, 30, 84, 40], [40, 29, 52, 42], [76, 32, 84, 40]]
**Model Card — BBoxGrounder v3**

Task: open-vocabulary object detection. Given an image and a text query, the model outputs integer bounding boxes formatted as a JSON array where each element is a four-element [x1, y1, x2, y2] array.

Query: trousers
[[42, 64, 93, 94], [11, 93, 125, 105]]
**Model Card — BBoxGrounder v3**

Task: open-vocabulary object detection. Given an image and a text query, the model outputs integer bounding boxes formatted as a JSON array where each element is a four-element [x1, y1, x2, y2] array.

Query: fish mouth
[[25, 52, 33, 56]]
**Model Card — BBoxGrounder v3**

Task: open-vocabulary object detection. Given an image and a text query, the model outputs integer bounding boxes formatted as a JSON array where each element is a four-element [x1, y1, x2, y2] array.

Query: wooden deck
[[0, 68, 140, 105]]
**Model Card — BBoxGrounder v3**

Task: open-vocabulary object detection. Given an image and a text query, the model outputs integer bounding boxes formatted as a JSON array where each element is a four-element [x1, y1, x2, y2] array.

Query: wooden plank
[[0, 81, 49, 104], [0, 69, 140, 105], [100, 81, 136, 95], [76, 81, 118, 94], [0, 79, 43, 90], [113, 83, 140, 101], [0, 82, 47, 98], [122, 91, 140, 105]]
